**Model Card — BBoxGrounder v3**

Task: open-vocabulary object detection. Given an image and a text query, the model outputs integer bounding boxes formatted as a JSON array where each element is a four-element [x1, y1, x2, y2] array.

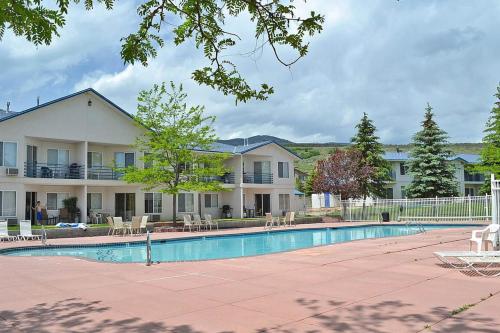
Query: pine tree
[[351, 113, 391, 198], [405, 104, 459, 198], [475, 84, 500, 194]]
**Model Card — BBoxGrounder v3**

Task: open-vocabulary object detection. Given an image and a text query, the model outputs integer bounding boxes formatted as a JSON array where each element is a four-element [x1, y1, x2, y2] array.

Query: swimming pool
[[1, 224, 475, 263]]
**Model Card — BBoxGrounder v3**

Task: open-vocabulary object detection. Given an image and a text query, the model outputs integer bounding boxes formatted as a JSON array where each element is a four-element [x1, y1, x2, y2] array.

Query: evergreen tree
[[303, 169, 317, 197], [405, 104, 459, 198], [475, 84, 500, 194], [351, 113, 391, 198]]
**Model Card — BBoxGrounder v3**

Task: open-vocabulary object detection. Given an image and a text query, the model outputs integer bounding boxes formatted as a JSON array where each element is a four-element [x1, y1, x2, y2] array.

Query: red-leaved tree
[[313, 149, 374, 199]]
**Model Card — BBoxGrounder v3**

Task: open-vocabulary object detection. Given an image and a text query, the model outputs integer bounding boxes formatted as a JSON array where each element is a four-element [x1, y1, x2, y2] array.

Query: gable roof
[[382, 152, 480, 164], [0, 88, 135, 124]]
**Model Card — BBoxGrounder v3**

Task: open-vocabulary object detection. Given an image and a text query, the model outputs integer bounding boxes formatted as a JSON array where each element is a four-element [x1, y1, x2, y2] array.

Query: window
[[465, 188, 475, 196], [87, 152, 103, 167], [278, 162, 289, 178], [178, 193, 194, 212], [401, 186, 407, 198], [384, 188, 394, 199], [279, 194, 290, 212], [0, 191, 16, 217], [399, 162, 407, 176], [87, 193, 103, 210], [114, 152, 135, 168], [145, 193, 162, 213], [47, 149, 69, 166], [204, 194, 218, 208], [0, 142, 17, 167], [47, 193, 69, 210]]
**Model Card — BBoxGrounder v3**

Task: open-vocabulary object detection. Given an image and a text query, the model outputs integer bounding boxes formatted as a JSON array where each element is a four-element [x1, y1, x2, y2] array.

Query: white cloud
[[2, 0, 499, 143]]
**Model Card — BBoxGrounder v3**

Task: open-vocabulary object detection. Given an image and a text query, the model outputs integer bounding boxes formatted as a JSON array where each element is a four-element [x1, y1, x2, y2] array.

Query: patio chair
[[0, 221, 16, 242], [193, 214, 205, 231], [112, 217, 125, 236], [289, 211, 296, 227], [19, 220, 42, 241], [183, 215, 196, 232], [129, 216, 141, 235], [139, 216, 149, 234], [106, 216, 114, 235], [281, 212, 291, 227], [204, 214, 218, 230], [265, 213, 277, 229], [469, 224, 500, 252], [434, 251, 500, 277]]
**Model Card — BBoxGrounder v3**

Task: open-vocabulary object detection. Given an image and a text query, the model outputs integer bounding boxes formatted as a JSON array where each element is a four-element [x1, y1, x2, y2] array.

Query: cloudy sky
[[0, 0, 499, 143]]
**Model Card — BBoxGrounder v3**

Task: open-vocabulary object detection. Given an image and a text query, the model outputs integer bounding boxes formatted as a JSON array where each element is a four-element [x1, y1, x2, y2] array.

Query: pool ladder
[[406, 220, 426, 233]]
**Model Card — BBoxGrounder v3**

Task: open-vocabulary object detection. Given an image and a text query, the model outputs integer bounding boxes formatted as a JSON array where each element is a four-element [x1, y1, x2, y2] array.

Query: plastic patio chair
[[193, 214, 205, 231], [204, 214, 218, 230], [183, 215, 196, 232], [139, 216, 149, 234], [469, 224, 500, 252], [130, 216, 141, 235], [19, 220, 41, 241], [265, 213, 276, 229], [112, 217, 125, 236], [289, 211, 296, 227], [106, 216, 114, 235]]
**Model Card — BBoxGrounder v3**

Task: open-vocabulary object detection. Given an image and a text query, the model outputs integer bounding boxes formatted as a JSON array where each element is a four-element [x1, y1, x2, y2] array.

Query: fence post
[[468, 195, 472, 222], [435, 196, 438, 222], [485, 194, 489, 221], [405, 197, 408, 220], [376, 198, 379, 223], [349, 198, 352, 222]]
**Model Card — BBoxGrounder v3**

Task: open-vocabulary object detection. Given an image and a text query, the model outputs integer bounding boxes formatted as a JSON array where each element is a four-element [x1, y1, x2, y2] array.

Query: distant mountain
[[218, 135, 293, 146]]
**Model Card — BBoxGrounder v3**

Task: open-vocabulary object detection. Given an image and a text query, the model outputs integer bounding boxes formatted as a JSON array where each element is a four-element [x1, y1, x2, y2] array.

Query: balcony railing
[[200, 173, 235, 184], [464, 172, 485, 182], [87, 167, 122, 180], [25, 162, 84, 179], [243, 172, 273, 184]]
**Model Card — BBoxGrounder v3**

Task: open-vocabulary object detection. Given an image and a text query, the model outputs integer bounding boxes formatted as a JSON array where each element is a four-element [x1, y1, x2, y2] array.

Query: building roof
[[382, 152, 480, 164], [1, 88, 301, 158], [0, 88, 135, 124], [194, 140, 302, 159]]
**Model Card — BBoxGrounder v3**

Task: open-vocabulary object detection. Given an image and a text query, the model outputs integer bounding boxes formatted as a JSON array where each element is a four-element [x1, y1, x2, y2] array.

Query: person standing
[[34, 201, 44, 225]]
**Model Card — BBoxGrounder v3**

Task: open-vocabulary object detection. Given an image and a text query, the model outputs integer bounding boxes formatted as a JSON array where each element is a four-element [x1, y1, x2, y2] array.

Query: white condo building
[[383, 152, 484, 199], [0, 89, 300, 224]]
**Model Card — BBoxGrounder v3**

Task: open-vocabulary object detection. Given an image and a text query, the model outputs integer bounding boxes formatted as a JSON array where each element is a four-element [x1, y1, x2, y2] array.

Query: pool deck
[[1, 222, 499, 332]]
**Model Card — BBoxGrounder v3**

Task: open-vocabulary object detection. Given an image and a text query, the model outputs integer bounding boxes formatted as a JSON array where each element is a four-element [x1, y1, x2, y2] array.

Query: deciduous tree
[[122, 81, 230, 225], [312, 149, 373, 199], [0, 0, 324, 103]]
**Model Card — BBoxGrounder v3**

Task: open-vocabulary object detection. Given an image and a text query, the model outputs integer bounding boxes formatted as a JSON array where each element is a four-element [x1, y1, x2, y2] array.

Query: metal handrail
[[243, 172, 273, 184], [25, 162, 84, 179]]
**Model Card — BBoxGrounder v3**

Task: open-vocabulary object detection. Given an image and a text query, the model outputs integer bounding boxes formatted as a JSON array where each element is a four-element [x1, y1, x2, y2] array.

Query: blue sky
[[0, 0, 499, 143]]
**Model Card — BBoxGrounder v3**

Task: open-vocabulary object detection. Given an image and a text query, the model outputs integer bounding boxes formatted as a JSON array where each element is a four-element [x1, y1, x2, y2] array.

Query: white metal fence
[[341, 195, 492, 222]]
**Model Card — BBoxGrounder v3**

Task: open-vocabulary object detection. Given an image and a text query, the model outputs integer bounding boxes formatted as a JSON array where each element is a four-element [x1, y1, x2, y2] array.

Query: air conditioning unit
[[6, 168, 19, 176]]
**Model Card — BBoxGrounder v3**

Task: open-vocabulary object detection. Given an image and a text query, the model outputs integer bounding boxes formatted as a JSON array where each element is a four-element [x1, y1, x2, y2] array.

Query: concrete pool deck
[[1, 223, 499, 332]]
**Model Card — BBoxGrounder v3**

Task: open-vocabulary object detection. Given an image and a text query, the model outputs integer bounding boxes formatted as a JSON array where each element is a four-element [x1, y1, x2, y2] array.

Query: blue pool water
[[1, 225, 475, 263]]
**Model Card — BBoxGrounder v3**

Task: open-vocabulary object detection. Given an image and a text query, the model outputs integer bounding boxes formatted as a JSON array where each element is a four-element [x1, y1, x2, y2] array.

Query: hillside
[[218, 136, 483, 174]]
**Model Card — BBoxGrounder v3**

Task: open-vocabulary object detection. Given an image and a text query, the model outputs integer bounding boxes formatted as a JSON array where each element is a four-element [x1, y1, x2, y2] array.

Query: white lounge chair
[[183, 215, 196, 232], [469, 224, 499, 252], [434, 251, 500, 277], [0, 220, 16, 242], [19, 220, 42, 240], [204, 214, 218, 230]]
